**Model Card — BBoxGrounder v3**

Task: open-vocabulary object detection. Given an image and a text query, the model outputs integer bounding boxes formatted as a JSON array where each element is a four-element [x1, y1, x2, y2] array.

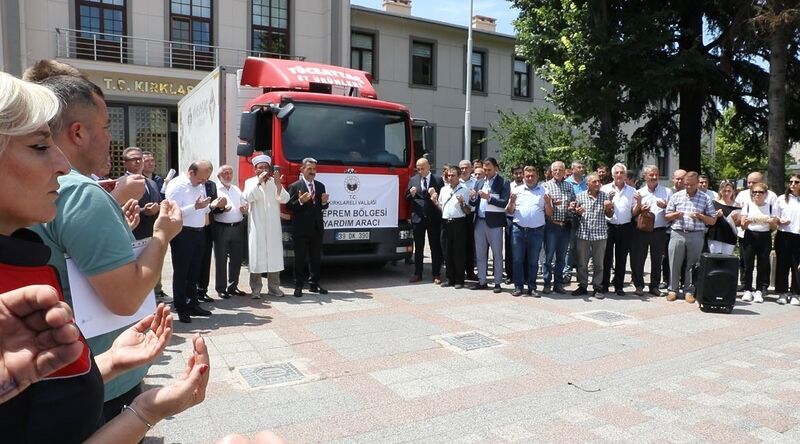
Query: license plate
[[335, 231, 370, 241]]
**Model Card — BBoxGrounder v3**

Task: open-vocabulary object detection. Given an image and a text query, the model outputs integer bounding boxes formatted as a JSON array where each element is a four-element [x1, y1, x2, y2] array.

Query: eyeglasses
[[751, 190, 765, 194], [124, 157, 143, 162], [789, 180, 800, 184]]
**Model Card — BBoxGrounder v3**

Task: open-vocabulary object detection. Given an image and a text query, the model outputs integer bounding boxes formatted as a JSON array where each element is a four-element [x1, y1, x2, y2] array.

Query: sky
[[350, 0, 519, 35]]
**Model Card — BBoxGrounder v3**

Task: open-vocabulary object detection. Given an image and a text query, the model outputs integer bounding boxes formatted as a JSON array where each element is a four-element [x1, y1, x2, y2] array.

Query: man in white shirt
[[506, 166, 552, 296], [459, 160, 478, 280], [213, 165, 247, 299], [631, 165, 672, 296], [600, 163, 636, 295], [166, 160, 226, 323], [433, 165, 472, 288]]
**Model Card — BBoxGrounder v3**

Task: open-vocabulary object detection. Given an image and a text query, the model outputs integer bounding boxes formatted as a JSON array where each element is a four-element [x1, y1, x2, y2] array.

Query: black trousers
[[441, 218, 467, 285], [774, 230, 800, 294], [504, 218, 513, 279], [631, 227, 667, 290], [170, 228, 205, 313], [213, 222, 244, 293], [293, 233, 322, 288], [413, 219, 442, 277], [197, 224, 214, 292], [742, 230, 772, 292], [464, 216, 476, 276], [602, 222, 633, 291]]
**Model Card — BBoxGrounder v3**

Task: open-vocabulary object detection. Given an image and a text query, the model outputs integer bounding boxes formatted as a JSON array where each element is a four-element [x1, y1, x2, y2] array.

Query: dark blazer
[[405, 173, 444, 225], [132, 176, 162, 240], [470, 173, 510, 228], [287, 178, 329, 237]]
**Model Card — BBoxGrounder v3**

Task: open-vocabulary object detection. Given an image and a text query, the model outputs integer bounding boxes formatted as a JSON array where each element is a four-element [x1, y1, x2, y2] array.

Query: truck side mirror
[[422, 125, 433, 154], [238, 109, 271, 156]]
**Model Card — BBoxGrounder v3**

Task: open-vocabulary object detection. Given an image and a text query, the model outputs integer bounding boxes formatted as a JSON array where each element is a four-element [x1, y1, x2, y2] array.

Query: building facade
[[1, 0, 546, 176]]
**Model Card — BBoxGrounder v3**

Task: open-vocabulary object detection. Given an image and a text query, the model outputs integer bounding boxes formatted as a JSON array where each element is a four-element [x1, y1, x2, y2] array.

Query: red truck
[[235, 57, 431, 265]]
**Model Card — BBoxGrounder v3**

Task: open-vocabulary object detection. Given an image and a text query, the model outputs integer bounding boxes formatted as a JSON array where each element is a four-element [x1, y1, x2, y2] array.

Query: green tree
[[491, 108, 596, 174], [708, 107, 768, 182], [511, 0, 767, 172]]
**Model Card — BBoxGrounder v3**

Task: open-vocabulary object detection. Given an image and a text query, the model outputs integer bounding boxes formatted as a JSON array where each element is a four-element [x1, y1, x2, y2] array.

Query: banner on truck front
[[316, 173, 398, 229]]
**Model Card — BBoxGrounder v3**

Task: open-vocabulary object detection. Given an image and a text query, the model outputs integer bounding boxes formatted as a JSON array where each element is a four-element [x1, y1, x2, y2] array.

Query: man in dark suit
[[287, 157, 329, 298], [469, 157, 510, 293], [121, 147, 162, 240], [406, 157, 444, 284]]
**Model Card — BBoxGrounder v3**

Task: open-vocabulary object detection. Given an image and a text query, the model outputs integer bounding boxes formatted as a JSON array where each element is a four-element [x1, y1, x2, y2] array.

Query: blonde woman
[[0, 72, 209, 443], [739, 182, 779, 303]]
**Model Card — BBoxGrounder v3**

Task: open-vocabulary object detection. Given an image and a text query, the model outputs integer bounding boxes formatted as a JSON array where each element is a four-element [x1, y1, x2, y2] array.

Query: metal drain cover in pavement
[[440, 331, 501, 351], [573, 310, 636, 326], [238, 362, 305, 388]]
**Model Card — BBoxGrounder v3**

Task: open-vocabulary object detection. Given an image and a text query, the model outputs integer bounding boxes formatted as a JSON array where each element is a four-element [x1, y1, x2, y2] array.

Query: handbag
[[636, 208, 655, 232]]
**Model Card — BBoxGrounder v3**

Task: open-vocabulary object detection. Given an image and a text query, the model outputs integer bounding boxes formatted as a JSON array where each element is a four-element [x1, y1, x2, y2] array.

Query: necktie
[[309, 182, 315, 200], [423, 177, 428, 191]]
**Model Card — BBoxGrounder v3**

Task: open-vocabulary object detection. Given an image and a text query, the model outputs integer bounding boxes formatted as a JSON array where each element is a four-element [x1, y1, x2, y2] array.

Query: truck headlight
[[398, 229, 413, 240]]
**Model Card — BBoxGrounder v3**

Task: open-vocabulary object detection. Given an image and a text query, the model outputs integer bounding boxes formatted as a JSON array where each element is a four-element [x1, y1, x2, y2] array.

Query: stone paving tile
[[371, 351, 530, 400], [530, 328, 647, 364], [637, 311, 736, 337], [268, 291, 383, 318], [306, 314, 445, 360], [436, 302, 575, 336]]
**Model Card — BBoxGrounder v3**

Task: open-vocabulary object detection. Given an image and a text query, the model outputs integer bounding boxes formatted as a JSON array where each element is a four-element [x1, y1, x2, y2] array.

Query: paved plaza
[[144, 252, 800, 443]]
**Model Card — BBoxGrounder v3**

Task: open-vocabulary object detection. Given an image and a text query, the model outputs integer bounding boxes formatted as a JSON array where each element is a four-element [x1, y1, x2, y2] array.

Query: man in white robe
[[243, 155, 290, 298]]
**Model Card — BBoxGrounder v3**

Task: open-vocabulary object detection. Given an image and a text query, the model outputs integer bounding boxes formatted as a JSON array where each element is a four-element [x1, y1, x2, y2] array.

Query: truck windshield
[[281, 103, 410, 167]]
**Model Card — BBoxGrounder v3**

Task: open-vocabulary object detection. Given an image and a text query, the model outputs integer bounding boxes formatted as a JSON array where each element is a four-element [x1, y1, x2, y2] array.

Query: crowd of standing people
[[410, 157, 800, 305]]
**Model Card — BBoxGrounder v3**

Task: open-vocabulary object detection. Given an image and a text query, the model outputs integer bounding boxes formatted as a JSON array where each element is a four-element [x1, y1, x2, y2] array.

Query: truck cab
[[236, 57, 429, 265]]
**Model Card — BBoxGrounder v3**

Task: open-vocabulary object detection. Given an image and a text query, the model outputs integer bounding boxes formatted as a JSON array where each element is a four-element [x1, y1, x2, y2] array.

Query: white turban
[[252, 154, 271, 166]]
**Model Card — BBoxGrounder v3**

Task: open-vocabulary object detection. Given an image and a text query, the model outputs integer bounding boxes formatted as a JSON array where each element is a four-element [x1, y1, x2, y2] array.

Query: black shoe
[[659, 282, 668, 290], [553, 286, 566, 294], [227, 288, 246, 296], [198, 293, 215, 302], [572, 287, 588, 296], [294, 288, 303, 298], [470, 283, 488, 290], [527, 289, 540, 298], [441, 281, 453, 288], [309, 285, 328, 295], [187, 306, 212, 316], [454, 284, 464, 289], [218, 292, 231, 299], [493, 284, 502, 294], [615, 289, 625, 296], [155, 291, 173, 303], [177, 312, 192, 323], [512, 289, 524, 297], [541, 286, 552, 295]]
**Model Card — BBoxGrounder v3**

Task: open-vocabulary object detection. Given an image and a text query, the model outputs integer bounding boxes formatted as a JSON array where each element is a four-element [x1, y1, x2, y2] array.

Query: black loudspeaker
[[696, 253, 739, 313]]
